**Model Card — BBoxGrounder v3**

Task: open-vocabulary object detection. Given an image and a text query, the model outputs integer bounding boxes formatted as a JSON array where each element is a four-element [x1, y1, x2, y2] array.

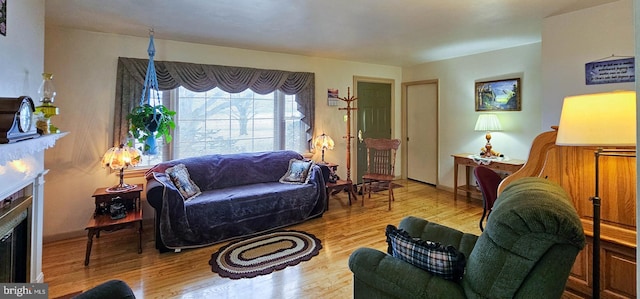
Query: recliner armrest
[[348, 247, 465, 299]]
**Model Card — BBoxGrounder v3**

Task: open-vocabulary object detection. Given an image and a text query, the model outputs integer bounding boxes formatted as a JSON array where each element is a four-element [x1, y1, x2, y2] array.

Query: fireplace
[[0, 188, 32, 283], [0, 133, 67, 283]]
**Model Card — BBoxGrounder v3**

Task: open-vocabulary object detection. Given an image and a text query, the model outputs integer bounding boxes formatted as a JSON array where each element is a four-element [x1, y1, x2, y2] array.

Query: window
[[136, 87, 307, 167]]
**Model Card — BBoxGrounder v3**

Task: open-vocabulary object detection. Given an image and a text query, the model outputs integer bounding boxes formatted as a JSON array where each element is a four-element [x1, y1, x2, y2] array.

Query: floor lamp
[[556, 90, 636, 299]]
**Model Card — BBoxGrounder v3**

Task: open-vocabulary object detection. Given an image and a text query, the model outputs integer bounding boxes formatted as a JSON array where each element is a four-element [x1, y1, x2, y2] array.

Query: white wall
[[403, 43, 542, 189], [0, 0, 44, 97], [541, 0, 635, 129], [42, 27, 401, 239]]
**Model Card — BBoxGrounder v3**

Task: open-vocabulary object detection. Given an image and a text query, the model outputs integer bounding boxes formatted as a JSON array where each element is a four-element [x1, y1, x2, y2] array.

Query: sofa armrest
[[146, 176, 165, 211], [399, 216, 478, 257], [348, 247, 466, 299], [145, 172, 182, 211]]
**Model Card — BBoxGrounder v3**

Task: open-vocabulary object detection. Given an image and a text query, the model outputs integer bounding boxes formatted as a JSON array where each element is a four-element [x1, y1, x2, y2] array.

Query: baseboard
[[43, 218, 154, 243]]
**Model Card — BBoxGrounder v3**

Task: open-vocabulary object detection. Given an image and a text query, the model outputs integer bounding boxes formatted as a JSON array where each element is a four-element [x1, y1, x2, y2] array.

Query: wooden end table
[[320, 162, 358, 210], [84, 185, 143, 266]]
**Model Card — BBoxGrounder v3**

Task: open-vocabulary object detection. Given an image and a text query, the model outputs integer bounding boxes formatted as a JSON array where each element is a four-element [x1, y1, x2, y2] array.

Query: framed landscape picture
[[475, 78, 521, 111]]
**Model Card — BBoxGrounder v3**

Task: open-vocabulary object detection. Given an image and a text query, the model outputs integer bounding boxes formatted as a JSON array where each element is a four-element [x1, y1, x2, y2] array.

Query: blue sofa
[[145, 150, 326, 252]]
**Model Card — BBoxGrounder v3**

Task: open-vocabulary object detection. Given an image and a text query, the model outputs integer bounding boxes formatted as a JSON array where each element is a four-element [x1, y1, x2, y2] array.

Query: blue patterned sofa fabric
[[145, 150, 326, 251]]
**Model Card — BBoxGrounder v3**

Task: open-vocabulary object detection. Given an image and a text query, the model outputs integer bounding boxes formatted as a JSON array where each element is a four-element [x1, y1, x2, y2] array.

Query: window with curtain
[[114, 58, 315, 167], [135, 86, 308, 167]]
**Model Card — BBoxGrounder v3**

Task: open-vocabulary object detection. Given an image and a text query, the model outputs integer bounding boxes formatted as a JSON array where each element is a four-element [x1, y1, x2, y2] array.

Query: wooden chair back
[[364, 138, 401, 177]]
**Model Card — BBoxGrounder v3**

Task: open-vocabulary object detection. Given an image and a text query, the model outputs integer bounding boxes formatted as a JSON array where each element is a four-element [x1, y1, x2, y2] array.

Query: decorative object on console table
[[35, 72, 60, 134], [556, 90, 636, 299], [451, 153, 524, 201], [101, 144, 141, 193], [126, 29, 175, 155], [0, 96, 40, 143], [85, 185, 143, 266], [314, 133, 334, 163], [474, 114, 502, 158]]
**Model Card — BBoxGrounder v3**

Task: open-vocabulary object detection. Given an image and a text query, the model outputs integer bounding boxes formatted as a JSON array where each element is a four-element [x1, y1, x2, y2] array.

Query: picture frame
[[0, 0, 6, 36], [475, 78, 521, 111], [327, 88, 339, 106]]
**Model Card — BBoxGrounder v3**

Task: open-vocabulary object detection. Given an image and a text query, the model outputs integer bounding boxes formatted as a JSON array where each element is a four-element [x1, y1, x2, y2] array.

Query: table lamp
[[556, 90, 636, 299], [314, 133, 335, 163], [102, 144, 142, 193], [474, 114, 502, 157]]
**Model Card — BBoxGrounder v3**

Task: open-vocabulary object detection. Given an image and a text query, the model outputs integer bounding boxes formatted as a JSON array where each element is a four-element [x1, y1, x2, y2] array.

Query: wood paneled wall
[[500, 129, 636, 298]]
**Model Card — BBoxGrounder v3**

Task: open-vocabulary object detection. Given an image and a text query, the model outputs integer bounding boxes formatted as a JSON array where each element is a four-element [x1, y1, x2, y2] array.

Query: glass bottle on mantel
[[35, 72, 60, 134]]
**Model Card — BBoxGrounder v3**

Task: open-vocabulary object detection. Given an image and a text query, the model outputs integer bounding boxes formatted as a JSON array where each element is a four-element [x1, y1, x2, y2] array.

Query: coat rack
[[337, 87, 359, 201]]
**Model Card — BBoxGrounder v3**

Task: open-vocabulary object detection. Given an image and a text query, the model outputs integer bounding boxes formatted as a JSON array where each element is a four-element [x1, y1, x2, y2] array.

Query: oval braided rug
[[209, 230, 322, 279]]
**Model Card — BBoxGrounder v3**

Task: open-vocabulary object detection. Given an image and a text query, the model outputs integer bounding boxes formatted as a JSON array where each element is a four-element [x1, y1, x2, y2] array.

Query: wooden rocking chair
[[361, 138, 401, 210]]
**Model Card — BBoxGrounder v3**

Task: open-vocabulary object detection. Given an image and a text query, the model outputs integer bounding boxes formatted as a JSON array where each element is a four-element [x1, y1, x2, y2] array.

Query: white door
[[407, 83, 437, 185]]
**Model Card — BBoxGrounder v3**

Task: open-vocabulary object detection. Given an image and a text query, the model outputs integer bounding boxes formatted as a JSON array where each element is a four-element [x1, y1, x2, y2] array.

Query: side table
[[320, 162, 358, 210], [84, 185, 143, 266], [451, 153, 525, 201]]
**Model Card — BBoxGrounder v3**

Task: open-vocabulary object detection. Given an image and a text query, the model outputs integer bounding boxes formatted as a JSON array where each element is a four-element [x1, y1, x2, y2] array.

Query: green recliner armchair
[[348, 177, 586, 299]]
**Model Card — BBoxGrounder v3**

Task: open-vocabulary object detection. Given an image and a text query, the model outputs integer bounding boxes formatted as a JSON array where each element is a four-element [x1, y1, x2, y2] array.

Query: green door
[[356, 82, 392, 184]]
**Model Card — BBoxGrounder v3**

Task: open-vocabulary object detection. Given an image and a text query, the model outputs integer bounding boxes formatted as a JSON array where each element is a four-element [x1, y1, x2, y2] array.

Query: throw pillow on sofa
[[166, 163, 202, 201], [280, 159, 314, 184], [386, 225, 466, 281]]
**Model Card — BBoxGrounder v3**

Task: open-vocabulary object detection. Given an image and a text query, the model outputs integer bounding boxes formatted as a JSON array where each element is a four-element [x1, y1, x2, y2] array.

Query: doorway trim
[[353, 76, 396, 181], [401, 79, 439, 183]]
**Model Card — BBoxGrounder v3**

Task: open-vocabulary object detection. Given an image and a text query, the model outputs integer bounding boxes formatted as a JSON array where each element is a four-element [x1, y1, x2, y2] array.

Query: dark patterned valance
[[113, 57, 315, 147]]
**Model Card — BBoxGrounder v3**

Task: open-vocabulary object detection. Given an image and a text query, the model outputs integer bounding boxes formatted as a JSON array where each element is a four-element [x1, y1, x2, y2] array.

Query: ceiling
[[45, 0, 619, 67]]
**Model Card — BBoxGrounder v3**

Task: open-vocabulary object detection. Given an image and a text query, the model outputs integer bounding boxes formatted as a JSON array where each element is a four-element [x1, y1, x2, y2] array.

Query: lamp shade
[[101, 144, 142, 170], [556, 91, 636, 146], [314, 133, 335, 150], [474, 114, 502, 131]]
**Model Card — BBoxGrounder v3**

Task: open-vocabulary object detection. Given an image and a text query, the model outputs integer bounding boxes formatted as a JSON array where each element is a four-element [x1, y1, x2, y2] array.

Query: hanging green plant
[[126, 104, 176, 152]]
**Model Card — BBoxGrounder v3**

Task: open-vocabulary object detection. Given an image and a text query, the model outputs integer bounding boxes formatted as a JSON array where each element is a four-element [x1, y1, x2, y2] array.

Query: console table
[[451, 153, 525, 201]]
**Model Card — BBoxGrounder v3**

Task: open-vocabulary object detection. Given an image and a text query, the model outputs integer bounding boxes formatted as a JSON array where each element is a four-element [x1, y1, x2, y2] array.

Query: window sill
[[124, 167, 151, 179]]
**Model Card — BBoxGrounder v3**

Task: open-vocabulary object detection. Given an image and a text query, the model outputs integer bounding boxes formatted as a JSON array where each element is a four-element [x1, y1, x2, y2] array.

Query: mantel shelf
[[0, 132, 68, 166]]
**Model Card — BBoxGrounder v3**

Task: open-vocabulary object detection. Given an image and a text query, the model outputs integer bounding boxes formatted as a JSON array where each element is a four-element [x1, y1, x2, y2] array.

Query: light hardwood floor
[[43, 180, 483, 298]]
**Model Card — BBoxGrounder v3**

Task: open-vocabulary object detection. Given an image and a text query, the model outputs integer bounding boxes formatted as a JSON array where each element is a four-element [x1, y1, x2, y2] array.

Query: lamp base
[[480, 134, 501, 158], [106, 183, 137, 193]]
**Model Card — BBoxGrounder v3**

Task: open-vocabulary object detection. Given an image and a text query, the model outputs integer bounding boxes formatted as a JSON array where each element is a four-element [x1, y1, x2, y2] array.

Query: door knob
[[358, 130, 363, 143]]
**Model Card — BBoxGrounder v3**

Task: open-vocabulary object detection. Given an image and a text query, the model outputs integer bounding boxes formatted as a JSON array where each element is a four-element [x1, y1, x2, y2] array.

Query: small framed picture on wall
[[1, 0, 6, 36], [475, 78, 521, 111], [327, 88, 339, 106]]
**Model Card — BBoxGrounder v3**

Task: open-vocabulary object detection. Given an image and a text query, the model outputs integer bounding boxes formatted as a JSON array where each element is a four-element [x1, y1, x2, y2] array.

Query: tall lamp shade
[[557, 91, 636, 146], [555, 90, 636, 299], [474, 114, 502, 157]]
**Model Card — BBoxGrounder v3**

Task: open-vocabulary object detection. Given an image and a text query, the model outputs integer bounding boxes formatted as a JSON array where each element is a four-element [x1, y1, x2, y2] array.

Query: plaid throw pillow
[[386, 225, 466, 281]]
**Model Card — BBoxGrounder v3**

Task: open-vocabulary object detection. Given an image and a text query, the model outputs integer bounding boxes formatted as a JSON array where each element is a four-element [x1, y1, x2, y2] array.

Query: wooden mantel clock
[[0, 96, 40, 143]]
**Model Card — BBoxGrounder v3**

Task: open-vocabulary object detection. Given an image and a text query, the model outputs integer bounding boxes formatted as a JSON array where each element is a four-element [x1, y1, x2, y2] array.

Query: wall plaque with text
[[585, 57, 635, 85]]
